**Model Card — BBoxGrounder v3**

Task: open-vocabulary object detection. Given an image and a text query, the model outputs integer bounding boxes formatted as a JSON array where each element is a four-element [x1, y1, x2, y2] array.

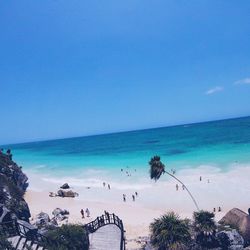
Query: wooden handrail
[[0, 219, 52, 249], [84, 213, 126, 250]]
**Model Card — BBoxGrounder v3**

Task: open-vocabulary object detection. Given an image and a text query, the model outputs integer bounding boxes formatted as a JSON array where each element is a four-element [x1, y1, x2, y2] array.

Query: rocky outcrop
[[219, 208, 250, 243], [217, 229, 244, 250], [32, 212, 58, 235], [0, 152, 28, 193], [0, 152, 30, 221]]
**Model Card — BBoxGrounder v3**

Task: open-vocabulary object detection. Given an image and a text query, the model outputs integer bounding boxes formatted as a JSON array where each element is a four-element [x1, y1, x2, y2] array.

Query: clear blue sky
[[0, 0, 250, 145]]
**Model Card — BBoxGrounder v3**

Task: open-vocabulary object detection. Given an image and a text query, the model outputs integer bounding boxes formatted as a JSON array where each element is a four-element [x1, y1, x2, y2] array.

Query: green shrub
[[0, 232, 15, 250], [44, 224, 89, 250], [150, 212, 191, 250]]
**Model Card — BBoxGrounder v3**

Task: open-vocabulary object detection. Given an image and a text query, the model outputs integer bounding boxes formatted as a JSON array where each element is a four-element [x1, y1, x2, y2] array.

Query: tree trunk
[[165, 171, 199, 211]]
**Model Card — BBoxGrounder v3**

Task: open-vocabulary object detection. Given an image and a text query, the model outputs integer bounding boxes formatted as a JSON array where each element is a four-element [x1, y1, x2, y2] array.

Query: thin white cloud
[[234, 78, 250, 85], [205, 86, 224, 95]]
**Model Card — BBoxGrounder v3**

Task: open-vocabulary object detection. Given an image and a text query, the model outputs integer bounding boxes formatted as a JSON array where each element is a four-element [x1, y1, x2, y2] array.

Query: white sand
[[24, 164, 250, 249]]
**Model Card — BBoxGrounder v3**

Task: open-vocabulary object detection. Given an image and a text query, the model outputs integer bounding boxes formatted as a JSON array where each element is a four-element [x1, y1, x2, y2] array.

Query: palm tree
[[149, 155, 199, 210], [193, 210, 216, 234], [193, 210, 217, 249], [150, 211, 191, 250]]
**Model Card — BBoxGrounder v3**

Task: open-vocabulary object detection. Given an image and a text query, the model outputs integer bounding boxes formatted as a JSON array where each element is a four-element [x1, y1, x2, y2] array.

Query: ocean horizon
[[1, 116, 250, 191]]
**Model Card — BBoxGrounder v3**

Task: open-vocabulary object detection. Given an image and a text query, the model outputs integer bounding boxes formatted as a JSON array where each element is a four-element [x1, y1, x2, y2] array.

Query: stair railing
[[84, 213, 126, 250]]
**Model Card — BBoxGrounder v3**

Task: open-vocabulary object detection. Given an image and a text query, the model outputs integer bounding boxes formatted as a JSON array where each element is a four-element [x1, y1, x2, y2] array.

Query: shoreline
[[24, 164, 250, 248]]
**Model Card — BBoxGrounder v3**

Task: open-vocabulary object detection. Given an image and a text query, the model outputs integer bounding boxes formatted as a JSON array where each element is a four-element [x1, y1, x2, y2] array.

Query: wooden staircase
[[1, 219, 48, 250], [89, 224, 122, 250], [85, 213, 126, 250], [8, 235, 45, 250]]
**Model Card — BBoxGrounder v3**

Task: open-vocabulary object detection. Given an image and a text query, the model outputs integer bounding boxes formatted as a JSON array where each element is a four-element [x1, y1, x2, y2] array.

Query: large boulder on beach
[[60, 183, 70, 189], [57, 189, 78, 198], [219, 208, 250, 243]]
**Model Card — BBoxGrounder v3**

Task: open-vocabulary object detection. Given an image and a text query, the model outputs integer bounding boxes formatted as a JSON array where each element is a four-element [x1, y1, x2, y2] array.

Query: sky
[[0, 0, 250, 145]]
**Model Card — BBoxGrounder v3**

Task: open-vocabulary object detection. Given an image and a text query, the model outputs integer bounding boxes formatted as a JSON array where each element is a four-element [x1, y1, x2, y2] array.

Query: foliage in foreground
[[44, 224, 89, 250], [0, 232, 15, 250], [193, 210, 218, 249], [150, 212, 191, 250], [193, 210, 216, 233]]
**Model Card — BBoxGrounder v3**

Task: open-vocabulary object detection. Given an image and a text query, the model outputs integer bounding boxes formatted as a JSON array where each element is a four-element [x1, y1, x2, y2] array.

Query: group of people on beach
[[102, 182, 111, 190], [121, 166, 137, 177], [80, 208, 90, 219], [123, 191, 138, 202], [213, 207, 222, 213], [200, 176, 210, 183], [175, 184, 185, 191]]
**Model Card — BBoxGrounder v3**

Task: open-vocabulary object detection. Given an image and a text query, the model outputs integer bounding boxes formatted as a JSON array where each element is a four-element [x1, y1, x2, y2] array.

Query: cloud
[[234, 78, 250, 85], [205, 86, 224, 95]]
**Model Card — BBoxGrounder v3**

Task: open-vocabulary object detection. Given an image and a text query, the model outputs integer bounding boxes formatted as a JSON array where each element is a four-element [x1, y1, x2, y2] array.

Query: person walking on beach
[[218, 206, 222, 212], [200, 176, 202, 181], [132, 194, 135, 201], [86, 208, 90, 217], [182, 184, 185, 190], [123, 194, 126, 202], [108, 184, 111, 190], [103, 182, 106, 187], [176, 184, 179, 191], [135, 191, 138, 197], [80, 209, 85, 218]]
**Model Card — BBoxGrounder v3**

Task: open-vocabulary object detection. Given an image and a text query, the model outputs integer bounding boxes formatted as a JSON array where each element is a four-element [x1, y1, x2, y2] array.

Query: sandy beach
[[24, 163, 250, 249]]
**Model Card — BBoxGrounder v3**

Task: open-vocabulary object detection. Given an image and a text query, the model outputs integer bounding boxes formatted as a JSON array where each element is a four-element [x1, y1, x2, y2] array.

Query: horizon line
[[1, 115, 249, 147]]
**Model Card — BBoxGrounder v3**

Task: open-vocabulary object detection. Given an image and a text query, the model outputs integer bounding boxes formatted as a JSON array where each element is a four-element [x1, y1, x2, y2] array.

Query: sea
[[2, 116, 250, 190]]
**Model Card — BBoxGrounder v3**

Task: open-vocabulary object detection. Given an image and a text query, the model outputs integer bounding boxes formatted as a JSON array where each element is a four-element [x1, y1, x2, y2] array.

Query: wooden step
[[89, 224, 122, 250]]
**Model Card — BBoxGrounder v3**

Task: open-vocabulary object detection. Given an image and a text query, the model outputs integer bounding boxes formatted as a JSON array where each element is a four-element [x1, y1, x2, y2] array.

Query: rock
[[32, 212, 58, 234], [60, 183, 70, 189], [57, 189, 64, 197], [240, 216, 250, 244], [217, 229, 244, 250], [52, 208, 69, 222], [0, 204, 13, 223], [57, 189, 78, 198], [0, 153, 31, 222], [219, 208, 250, 243], [34, 212, 50, 228]]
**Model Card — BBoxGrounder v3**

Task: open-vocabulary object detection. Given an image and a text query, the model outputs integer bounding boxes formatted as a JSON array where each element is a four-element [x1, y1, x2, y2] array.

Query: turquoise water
[[2, 116, 250, 179]]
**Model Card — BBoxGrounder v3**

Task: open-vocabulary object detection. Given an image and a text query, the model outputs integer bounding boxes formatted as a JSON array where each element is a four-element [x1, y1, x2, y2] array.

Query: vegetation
[[44, 224, 89, 250], [193, 210, 216, 233], [150, 212, 191, 250], [193, 210, 218, 249], [149, 155, 199, 210], [0, 232, 15, 250]]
